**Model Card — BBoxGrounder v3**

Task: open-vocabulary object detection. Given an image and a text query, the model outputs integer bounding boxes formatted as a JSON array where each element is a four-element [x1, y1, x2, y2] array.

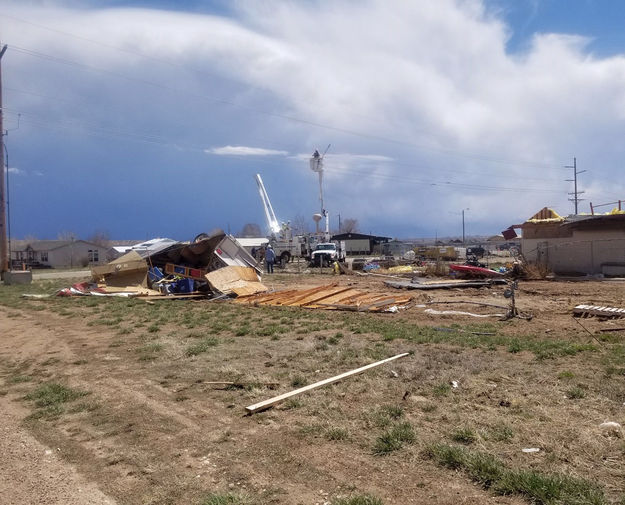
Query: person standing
[[265, 245, 276, 273]]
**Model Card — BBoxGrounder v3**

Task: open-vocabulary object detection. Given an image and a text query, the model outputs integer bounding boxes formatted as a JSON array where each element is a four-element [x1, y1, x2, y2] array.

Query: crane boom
[[255, 174, 281, 234]]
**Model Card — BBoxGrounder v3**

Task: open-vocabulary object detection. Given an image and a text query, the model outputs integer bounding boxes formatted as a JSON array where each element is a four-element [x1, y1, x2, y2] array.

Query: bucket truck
[[255, 174, 310, 265]]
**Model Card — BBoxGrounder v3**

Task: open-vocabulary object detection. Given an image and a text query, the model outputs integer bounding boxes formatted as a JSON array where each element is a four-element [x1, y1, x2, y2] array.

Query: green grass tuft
[[185, 337, 219, 357], [25, 382, 88, 407], [426, 443, 608, 505], [201, 493, 251, 505], [373, 422, 415, 455], [331, 494, 383, 505], [325, 427, 350, 441], [566, 386, 586, 399], [450, 427, 477, 445]]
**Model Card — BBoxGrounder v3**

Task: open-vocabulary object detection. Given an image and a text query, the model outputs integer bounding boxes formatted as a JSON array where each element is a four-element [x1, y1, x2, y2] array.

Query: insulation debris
[[205, 266, 268, 296], [233, 283, 412, 312], [385, 279, 506, 290]]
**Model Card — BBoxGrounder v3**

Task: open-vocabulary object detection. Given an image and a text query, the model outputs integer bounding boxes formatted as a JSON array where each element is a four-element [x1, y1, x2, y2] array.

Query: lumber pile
[[233, 283, 412, 312]]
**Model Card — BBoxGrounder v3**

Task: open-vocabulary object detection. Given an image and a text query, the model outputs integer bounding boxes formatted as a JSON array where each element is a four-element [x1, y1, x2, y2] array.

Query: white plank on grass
[[245, 353, 410, 414]]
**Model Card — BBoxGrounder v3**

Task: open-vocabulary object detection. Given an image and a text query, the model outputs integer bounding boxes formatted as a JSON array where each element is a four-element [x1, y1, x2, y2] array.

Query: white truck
[[309, 242, 344, 266]]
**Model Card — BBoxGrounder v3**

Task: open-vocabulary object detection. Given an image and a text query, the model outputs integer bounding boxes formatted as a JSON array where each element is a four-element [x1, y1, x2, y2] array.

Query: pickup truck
[[310, 242, 340, 266]]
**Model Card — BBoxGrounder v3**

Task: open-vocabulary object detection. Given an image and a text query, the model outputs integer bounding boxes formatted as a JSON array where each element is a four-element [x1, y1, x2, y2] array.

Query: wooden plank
[[310, 293, 393, 310], [245, 353, 410, 414], [285, 286, 354, 307], [277, 283, 339, 306], [305, 288, 364, 308], [234, 289, 300, 305]]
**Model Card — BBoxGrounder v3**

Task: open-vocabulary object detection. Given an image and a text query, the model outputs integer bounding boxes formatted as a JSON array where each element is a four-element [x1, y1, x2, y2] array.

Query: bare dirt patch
[[1, 273, 624, 504]]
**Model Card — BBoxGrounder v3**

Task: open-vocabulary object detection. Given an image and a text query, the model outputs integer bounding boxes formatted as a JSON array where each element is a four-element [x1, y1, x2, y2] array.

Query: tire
[[280, 252, 291, 267]]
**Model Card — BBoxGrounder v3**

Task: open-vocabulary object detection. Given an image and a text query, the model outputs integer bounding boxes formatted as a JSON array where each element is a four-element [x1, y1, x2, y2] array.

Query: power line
[[2, 107, 566, 194], [4, 85, 559, 183]]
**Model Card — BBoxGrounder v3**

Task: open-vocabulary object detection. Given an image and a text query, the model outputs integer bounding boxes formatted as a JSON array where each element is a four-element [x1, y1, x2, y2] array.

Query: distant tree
[[341, 218, 359, 234], [291, 214, 310, 235], [239, 223, 262, 237], [57, 231, 77, 241], [88, 230, 111, 247]]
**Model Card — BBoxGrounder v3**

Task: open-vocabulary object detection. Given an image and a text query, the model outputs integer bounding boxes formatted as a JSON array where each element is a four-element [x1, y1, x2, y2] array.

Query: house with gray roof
[[11, 239, 108, 269]]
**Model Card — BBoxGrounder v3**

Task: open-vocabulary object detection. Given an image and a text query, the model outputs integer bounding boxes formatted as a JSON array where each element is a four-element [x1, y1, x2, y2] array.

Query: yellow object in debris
[[526, 207, 564, 223], [388, 265, 414, 273], [333, 261, 340, 274]]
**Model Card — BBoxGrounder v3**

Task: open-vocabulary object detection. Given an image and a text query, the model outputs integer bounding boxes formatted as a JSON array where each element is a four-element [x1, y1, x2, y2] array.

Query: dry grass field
[[1, 272, 624, 505]]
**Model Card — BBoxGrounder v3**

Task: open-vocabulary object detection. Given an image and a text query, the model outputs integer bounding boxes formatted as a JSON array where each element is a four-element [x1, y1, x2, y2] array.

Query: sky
[[2, 0, 625, 241]]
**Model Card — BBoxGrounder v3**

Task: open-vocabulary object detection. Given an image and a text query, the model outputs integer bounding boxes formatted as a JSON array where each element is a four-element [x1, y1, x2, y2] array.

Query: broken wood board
[[245, 353, 409, 414], [205, 266, 268, 296], [91, 250, 148, 288], [573, 304, 625, 319], [97, 285, 161, 297], [234, 284, 412, 312], [385, 279, 506, 290]]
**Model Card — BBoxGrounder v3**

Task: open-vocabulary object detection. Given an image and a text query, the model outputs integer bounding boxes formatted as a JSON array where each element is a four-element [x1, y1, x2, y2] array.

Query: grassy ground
[[0, 276, 624, 504]]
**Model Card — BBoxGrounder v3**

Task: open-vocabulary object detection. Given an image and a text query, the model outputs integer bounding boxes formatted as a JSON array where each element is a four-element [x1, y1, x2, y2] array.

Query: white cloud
[[206, 146, 289, 156], [3, 0, 625, 237], [8, 167, 24, 175]]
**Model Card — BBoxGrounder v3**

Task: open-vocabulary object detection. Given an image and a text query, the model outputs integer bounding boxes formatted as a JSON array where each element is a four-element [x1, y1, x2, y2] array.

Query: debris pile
[[56, 230, 266, 300], [233, 283, 412, 312]]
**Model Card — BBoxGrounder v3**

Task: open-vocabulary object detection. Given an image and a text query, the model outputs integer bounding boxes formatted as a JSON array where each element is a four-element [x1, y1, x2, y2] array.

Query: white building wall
[[47, 242, 106, 268], [522, 229, 625, 274], [344, 239, 371, 255]]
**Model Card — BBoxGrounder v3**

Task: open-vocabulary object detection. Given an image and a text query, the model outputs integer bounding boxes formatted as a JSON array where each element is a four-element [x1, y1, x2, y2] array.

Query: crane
[[309, 144, 331, 240], [255, 174, 281, 235]]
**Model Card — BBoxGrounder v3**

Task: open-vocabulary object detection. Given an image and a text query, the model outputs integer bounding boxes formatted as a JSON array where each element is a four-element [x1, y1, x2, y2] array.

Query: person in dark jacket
[[265, 245, 276, 273]]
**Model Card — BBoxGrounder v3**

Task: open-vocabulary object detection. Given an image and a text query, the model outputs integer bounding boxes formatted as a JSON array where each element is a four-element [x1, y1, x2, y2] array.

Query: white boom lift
[[310, 145, 331, 241], [255, 174, 281, 235]]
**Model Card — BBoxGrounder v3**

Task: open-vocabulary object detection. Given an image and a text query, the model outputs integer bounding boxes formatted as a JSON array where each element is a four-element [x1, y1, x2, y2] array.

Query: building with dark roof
[[330, 233, 391, 256]]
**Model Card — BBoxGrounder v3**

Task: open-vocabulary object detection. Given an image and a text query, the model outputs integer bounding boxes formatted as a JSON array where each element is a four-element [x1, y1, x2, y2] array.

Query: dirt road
[[0, 396, 116, 505]]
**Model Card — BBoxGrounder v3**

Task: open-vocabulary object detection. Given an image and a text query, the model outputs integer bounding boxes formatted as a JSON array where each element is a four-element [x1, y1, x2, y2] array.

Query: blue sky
[[2, 0, 625, 241]]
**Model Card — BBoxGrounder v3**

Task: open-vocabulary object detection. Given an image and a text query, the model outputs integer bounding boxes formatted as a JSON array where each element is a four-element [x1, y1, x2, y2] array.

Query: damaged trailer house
[[510, 207, 625, 276], [85, 230, 265, 298]]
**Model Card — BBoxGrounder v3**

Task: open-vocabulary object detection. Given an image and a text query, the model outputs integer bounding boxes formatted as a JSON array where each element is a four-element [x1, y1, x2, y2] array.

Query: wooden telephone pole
[[0, 43, 8, 275]]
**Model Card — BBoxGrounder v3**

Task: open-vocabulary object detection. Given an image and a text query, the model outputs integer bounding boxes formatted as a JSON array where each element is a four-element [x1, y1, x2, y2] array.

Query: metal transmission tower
[[565, 157, 586, 215]]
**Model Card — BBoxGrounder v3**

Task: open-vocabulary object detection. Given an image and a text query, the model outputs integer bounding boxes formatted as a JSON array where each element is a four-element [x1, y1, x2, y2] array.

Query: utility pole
[[565, 157, 586, 215], [462, 209, 465, 246], [0, 43, 8, 276]]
